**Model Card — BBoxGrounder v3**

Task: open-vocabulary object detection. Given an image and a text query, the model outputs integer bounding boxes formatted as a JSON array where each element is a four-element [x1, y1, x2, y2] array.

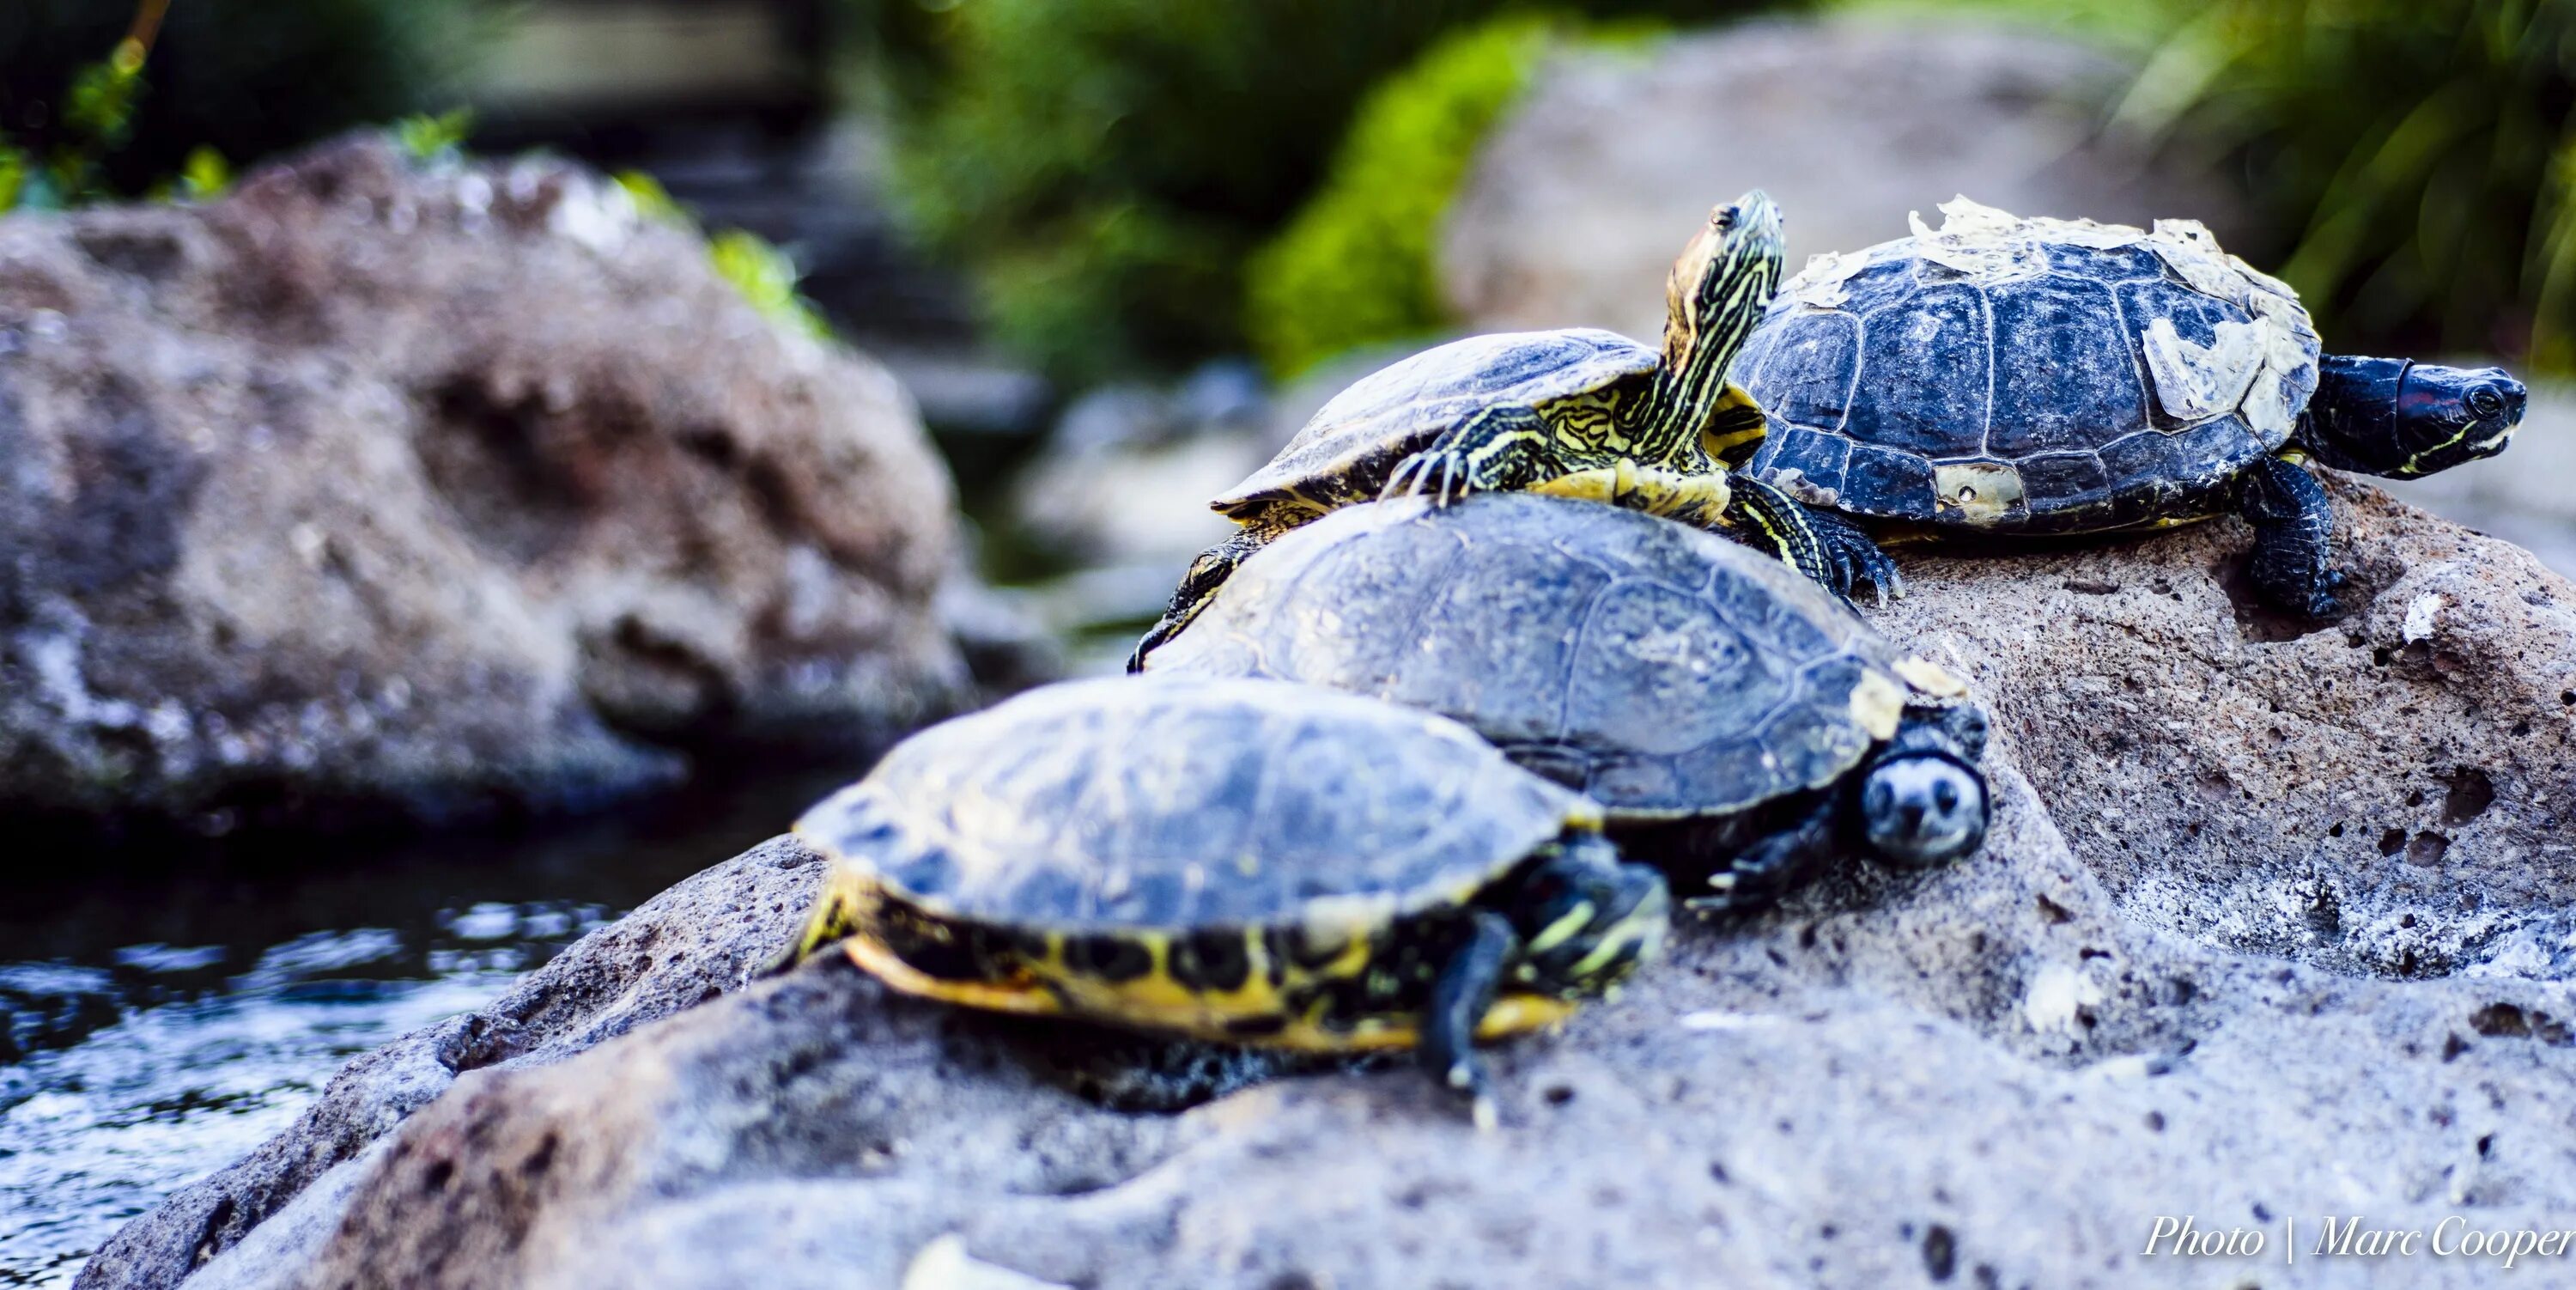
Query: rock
[[1441, 17, 2250, 343], [1877, 477, 2576, 981], [72, 836, 831, 1290], [87, 484, 2576, 1289], [0, 136, 967, 832]]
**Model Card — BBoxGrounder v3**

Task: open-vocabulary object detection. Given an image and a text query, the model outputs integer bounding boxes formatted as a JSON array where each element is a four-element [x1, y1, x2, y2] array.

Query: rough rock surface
[[0, 136, 965, 831], [1441, 18, 2249, 344], [83, 485, 2576, 1289], [72, 837, 829, 1290], [1880, 478, 2576, 982]]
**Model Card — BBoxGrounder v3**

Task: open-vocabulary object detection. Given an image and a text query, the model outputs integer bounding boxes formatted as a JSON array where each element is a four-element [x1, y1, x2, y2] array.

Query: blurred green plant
[[176, 143, 227, 200], [617, 169, 836, 344], [392, 106, 475, 165], [1247, 15, 1564, 378], [708, 229, 836, 342], [0, 0, 159, 212], [0, 0, 489, 201], [2115, 0, 2576, 368], [866, 0, 1798, 382]]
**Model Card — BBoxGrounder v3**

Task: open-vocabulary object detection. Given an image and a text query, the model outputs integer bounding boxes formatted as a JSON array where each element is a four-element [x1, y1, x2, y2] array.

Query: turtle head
[[1663, 190, 1785, 376], [1855, 705, 1990, 868], [1506, 831, 1668, 997], [2300, 356, 2525, 478]]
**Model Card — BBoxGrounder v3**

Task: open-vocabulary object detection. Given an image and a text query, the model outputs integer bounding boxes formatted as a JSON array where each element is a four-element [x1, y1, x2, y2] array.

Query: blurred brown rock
[[1442, 17, 2250, 342], [0, 136, 966, 832], [82, 483, 2576, 1290]]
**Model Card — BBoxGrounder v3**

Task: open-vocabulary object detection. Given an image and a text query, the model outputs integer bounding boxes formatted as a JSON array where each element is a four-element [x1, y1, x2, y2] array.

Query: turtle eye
[[2468, 386, 2505, 419]]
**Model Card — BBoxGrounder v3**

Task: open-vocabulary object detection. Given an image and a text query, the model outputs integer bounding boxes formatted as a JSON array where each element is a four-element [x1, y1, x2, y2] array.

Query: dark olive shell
[[1147, 494, 1940, 821], [1737, 203, 2321, 532], [1213, 328, 1657, 519], [794, 674, 1584, 932]]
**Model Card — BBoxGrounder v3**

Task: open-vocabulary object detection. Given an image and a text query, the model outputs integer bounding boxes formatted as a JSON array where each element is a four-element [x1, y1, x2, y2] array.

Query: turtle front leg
[[1383, 404, 1551, 505], [2236, 454, 2345, 618], [1692, 794, 1838, 914], [1722, 472, 1902, 609], [1128, 526, 1274, 672], [1422, 909, 1516, 1131]]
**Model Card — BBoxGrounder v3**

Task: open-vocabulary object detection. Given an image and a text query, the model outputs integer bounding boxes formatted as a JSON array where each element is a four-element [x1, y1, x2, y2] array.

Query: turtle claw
[[1816, 508, 1901, 608], [1388, 447, 1477, 507]]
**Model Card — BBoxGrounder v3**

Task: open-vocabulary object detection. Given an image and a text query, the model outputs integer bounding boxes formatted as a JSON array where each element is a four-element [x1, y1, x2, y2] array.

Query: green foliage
[[615, 169, 835, 343], [0, 0, 490, 198], [2113, 0, 2576, 368], [1246, 15, 1564, 378], [3, 32, 148, 212], [176, 144, 228, 202], [612, 168, 694, 229], [872, 0, 1795, 382], [392, 107, 475, 164], [708, 229, 836, 342]]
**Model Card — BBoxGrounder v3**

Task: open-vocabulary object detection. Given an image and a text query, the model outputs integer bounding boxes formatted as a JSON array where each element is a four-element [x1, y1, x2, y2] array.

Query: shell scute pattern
[[1217, 329, 1658, 514], [1148, 495, 1909, 819], [1740, 198, 2324, 532], [799, 675, 1575, 933]]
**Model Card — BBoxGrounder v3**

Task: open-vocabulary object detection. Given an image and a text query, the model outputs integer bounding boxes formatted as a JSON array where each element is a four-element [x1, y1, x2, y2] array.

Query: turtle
[[770, 672, 1669, 1123], [1137, 493, 1990, 910], [1126, 190, 1893, 671], [1734, 198, 2528, 618]]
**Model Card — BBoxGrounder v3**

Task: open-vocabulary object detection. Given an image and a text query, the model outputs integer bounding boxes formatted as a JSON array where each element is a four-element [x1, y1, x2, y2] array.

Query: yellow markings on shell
[[1932, 461, 2025, 526], [1892, 656, 1969, 698], [1699, 382, 1770, 459], [843, 937, 1063, 1017], [1200, 992, 1578, 1054], [1563, 800, 1607, 831], [1023, 917, 1381, 1047], [1848, 670, 1907, 741], [1476, 995, 1582, 1038]]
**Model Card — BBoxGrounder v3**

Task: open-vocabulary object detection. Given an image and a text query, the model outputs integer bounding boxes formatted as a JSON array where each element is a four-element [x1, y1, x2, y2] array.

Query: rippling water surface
[[0, 765, 860, 1287]]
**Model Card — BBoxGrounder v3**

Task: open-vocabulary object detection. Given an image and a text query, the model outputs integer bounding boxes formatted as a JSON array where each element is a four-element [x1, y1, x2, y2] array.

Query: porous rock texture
[[1442, 18, 2249, 344], [1880, 477, 2576, 983], [0, 136, 965, 831], [82, 485, 2576, 1289]]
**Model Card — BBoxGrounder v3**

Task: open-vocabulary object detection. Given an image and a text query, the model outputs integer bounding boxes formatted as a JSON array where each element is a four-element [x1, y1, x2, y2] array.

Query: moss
[[1242, 15, 1569, 380], [616, 170, 835, 344]]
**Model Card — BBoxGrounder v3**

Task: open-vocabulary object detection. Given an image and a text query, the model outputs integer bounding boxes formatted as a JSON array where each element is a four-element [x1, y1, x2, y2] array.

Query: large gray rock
[[0, 137, 967, 832], [82, 485, 2576, 1289], [1441, 17, 2249, 344]]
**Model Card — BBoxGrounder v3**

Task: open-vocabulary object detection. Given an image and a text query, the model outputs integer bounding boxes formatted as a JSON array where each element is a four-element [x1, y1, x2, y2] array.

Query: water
[[0, 764, 863, 1287]]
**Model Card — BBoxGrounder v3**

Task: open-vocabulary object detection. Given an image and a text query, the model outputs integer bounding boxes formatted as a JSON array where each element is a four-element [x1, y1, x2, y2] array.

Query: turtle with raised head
[[772, 673, 1668, 1123], [1139, 493, 1990, 909], [1127, 190, 1893, 671], [1735, 198, 2527, 617]]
